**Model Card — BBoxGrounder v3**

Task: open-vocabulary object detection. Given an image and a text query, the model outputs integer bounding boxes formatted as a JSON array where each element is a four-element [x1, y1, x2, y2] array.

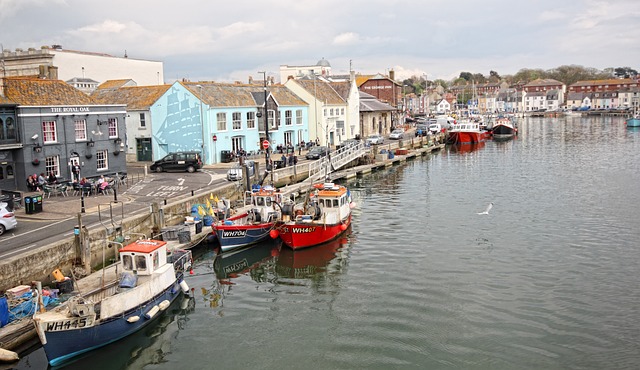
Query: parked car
[[150, 151, 203, 173], [428, 123, 442, 134], [227, 160, 256, 181], [305, 146, 329, 160], [389, 129, 404, 140], [366, 134, 384, 145], [0, 202, 17, 236]]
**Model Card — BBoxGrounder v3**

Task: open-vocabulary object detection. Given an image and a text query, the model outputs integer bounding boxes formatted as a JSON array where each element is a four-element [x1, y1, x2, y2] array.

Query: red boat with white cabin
[[446, 120, 490, 144], [274, 182, 354, 250]]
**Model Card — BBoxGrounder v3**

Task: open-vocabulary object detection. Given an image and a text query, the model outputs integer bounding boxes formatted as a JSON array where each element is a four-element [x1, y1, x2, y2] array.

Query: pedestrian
[[48, 171, 57, 184], [280, 154, 287, 168], [37, 173, 46, 187], [288, 153, 294, 166], [298, 141, 303, 155], [27, 175, 37, 191], [293, 155, 298, 166], [72, 163, 81, 182]]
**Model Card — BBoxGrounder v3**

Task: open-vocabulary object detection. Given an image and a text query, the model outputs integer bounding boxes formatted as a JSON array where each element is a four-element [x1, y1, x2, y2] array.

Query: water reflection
[[275, 230, 351, 279]]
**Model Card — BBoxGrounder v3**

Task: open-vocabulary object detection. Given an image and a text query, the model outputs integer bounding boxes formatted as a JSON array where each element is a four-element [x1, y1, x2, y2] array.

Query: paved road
[[0, 165, 231, 258]]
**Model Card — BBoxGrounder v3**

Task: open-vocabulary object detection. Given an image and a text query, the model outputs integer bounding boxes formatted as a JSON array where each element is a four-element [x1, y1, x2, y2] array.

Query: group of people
[[278, 153, 298, 168], [26, 171, 57, 192]]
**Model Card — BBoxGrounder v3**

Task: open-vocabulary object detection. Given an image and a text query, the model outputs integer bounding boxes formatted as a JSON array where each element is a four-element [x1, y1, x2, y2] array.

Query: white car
[[389, 129, 404, 140], [366, 134, 384, 145], [0, 202, 17, 236]]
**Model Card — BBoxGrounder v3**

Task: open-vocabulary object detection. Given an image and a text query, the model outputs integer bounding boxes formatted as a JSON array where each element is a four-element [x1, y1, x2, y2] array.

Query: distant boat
[[491, 116, 517, 140], [34, 239, 192, 366], [625, 117, 640, 128], [446, 120, 490, 144]]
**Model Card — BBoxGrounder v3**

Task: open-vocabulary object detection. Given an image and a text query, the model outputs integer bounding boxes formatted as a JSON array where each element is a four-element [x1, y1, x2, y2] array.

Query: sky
[[1, 0, 639, 84]]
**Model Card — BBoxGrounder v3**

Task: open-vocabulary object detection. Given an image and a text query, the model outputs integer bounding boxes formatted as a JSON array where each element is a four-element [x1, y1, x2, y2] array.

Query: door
[[69, 156, 81, 182], [136, 138, 152, 161]]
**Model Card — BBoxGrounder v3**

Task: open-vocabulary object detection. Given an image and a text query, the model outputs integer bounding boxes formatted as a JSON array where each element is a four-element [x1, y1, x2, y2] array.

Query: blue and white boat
[[625, 117, 640, 128], [211, 185, 283, 253], [33, 239, 192, 366]]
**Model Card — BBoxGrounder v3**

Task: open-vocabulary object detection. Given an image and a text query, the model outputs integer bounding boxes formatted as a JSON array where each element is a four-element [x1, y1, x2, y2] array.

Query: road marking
[[177, 178, 185, 186]]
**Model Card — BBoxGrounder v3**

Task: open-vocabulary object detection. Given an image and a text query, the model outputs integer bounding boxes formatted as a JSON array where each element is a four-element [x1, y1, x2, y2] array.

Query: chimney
[[350, 70, 355, 82], [269, 76, 275, 85], [49, 66, 58, 80], [0, 77, 4, 97], [389, 69, 395, 81], [248, 76, 253, 84]]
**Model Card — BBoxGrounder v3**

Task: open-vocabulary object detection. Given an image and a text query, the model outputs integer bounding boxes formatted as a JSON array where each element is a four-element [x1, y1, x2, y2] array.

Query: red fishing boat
[[274, 182, 354, 250], [447, 120, 490, 144]]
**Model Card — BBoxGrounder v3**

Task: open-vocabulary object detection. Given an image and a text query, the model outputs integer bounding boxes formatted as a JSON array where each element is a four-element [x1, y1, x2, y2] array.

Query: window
[[140, 113, 146, 128], [135, 255, 147, 271], [341, 108, 345, 115], [268, 110, 276, 129], [123, 255, 133, 270], [45, 155, 60, 177], [74, 119, 87, 141], [42, 121, 57, 143], [96, 150, 108, 171], [247, 112, 255, 129], [296, 110, 302, 125], [108, 118, 118, 138], [232, 112, 242, 130], [330, 108, 334, 116], [153, 251, 159, 269], [217, 112, 227, 131], [285, 110, 292, 126]]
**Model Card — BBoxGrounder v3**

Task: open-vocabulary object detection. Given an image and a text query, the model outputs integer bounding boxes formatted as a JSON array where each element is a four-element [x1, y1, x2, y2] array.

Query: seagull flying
[[477, 202, 493, 215]]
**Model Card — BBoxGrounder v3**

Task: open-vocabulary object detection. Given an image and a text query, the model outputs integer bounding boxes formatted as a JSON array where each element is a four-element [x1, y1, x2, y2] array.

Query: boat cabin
[[119, 240, 168, 276]]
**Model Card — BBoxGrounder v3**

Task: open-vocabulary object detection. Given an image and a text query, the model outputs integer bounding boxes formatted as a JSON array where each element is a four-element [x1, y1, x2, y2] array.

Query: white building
[[279, 58, 332, 83], [0, 45, 164, 87]]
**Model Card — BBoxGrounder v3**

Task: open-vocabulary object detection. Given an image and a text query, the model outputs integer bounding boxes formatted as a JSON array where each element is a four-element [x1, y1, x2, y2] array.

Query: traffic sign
[[262, 140, 270, 149]]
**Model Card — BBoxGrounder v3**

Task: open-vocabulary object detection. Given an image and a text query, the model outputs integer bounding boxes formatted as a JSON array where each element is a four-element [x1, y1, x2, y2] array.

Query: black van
[[150, 152, 203, 173]]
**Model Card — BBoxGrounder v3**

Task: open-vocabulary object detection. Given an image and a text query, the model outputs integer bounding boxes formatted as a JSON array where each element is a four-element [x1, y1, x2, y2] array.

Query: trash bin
[[25, 196, 34, 215], [220, 150, 233, 163], [33, 195, 43, 213]]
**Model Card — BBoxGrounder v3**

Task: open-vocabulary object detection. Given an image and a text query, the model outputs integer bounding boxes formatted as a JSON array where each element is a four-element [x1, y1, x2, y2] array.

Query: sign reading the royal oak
[[50, 107, 91, 114]]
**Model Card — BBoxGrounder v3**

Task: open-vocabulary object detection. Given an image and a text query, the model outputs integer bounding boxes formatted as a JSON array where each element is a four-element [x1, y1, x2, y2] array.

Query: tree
[[459, 72, 473, 81], [613, 67, 638, 79]]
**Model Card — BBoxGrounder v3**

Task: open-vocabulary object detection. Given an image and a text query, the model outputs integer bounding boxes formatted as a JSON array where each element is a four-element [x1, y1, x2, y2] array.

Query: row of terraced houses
[[1, 45, 639, 192]]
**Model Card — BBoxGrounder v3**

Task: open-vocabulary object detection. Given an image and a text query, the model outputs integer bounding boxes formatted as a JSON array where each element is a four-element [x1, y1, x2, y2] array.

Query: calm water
[[15, 116, 640, 369]]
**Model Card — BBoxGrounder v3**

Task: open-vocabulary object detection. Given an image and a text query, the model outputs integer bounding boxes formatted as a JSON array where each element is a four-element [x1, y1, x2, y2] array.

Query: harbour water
[[14, 116, 640, 369]]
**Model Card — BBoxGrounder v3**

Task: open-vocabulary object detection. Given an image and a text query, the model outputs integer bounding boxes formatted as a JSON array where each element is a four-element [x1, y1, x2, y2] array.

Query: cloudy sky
[[1, 0, 639, 83]]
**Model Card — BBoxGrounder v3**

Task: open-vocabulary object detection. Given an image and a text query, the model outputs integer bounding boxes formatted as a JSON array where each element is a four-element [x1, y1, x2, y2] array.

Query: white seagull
[[477, 202, 493, 215]]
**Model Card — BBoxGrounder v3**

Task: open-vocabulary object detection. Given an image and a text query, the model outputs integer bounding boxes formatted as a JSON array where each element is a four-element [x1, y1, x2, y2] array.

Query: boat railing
[[171, 249, 193, 273]]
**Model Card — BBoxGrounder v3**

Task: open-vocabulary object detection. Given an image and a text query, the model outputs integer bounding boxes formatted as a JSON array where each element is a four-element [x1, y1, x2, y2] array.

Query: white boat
[[33, 239, 192, 366]]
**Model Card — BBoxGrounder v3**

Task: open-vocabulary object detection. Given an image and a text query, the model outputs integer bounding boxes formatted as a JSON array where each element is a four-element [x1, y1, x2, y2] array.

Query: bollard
[[113, 188, 118, 202], [191, 190, 194, 196], [80, 191, 86, 213]]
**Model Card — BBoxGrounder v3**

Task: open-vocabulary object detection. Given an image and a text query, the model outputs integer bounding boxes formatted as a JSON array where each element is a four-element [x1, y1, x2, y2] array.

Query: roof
[[3, 76, 94, 105], [329, 81, 351, 100], [294, 80, 345, 105], [570, 78, 636, 87], [183, 82, 307, 108], [120, 239, 167, 254], [96, 79, 137, 89], [524, 78, 564, 87], [359, 91, 396, 112], [91, 85, 171, 110]]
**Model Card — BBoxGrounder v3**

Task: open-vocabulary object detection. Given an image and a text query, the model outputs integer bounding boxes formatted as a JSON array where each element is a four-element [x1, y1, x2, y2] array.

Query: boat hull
[[278, 215, 351, 250], [38, 277, 185, 366], [213, 222, 276, 252], [492, 124, 516, 136], [447, 131, 488, 144], [625, 118, 640, 127]]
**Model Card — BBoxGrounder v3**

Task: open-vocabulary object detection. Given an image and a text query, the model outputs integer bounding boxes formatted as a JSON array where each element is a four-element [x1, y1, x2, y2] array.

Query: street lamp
[[196, 84, 207, 164], [258, 71, 272, 183]]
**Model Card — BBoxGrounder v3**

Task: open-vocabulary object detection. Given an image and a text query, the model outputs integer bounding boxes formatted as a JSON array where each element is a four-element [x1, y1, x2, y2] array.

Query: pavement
[[13, 149, 311, 222]]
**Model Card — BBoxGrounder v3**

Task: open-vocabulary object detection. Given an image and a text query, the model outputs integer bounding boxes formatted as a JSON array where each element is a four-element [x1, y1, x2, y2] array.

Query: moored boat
[[211, 185, 283, 253], [275, 182, 354, 250], [33, 239, 192, 367], [625, 117, 640, 128], [491, 116, 517, 140], [446, 120, 490, 144]]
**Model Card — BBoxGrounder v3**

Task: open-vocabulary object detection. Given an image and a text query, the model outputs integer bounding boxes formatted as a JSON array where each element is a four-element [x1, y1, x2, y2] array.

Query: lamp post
[[258, 71, 272, 183], [196, 84, 206, 164]]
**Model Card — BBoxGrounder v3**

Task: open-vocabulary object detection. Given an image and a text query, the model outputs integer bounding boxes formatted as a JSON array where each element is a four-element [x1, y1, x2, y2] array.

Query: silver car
[[389, 129, 404, 140], [0, 202, 17, 236], [366, 134, 384, 145]]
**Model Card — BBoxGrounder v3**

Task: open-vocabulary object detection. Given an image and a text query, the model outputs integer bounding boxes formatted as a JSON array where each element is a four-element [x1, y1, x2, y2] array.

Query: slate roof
[[359, 91, 396, 112], [182, 82, 307, 108], [329, 81, 351, 101], [91, 85, 171, 110], [570, 78, 636, 87], [3, 76, 94, 105]]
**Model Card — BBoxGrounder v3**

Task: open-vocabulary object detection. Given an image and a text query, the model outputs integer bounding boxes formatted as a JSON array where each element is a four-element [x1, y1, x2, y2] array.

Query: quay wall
[[0, 134, 442, 292]]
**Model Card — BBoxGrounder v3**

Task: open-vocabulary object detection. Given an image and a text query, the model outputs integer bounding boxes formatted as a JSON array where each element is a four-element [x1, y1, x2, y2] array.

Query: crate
[[6, 285, 31, 298], [161, 225, 188, 241]]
